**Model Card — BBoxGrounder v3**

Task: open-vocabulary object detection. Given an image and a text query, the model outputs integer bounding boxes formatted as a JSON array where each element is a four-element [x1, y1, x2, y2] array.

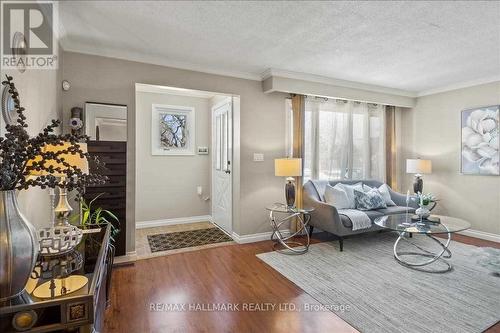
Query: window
[[287, 97, 386, 182]]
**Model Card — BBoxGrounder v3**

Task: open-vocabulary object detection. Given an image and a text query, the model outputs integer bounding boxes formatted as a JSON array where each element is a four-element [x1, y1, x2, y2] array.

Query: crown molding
[[60, 43, 262, 81], [261, 68, 418, 98], [417, 75, 500, 97], [60, 43, 499, 99]]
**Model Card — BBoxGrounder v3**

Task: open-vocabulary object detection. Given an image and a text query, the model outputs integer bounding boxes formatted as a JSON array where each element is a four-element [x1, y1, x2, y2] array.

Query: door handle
[[225, 169, 231, 174]]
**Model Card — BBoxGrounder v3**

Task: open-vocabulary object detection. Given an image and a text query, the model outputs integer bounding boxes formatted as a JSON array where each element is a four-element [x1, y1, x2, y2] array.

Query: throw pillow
[[354, 188, 387, 210], [337, 182, 364, 209], [324, 184, 351, 209], [363, 184, 396, 206]]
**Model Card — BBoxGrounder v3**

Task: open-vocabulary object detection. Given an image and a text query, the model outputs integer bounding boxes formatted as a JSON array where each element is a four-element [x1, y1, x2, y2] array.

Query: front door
[[211, 98, 232, 234]]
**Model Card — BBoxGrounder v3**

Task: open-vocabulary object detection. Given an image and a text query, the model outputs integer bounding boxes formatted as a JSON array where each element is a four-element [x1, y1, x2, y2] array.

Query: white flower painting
[[461, 105, 499, 175]]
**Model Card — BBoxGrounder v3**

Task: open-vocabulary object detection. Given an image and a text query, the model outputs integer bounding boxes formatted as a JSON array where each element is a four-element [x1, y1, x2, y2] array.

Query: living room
[[0, 1, 498, 333]]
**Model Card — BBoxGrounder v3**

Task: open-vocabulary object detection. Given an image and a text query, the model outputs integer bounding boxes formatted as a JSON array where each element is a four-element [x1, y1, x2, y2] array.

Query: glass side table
[[266, 203, 314, 254]]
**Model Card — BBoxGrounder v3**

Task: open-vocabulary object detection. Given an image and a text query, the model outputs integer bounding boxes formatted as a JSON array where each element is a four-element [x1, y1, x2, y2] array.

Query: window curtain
[[385, 106, 397, 189], [304, 97, 386, 182], [291, 94, 305, 231]]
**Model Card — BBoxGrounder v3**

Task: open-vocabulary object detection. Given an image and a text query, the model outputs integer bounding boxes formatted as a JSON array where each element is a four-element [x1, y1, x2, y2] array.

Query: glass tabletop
[[266, 203, 314, 214], [374, 214, 471, 234], [0, 226, 108, 307]]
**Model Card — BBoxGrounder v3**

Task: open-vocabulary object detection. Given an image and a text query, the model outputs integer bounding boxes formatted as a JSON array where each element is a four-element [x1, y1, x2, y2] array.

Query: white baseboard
[[458, 229, 500, 243], [231, 230, 290, 244], [114, 251, 137, 264], [136, 215, 212, 229]]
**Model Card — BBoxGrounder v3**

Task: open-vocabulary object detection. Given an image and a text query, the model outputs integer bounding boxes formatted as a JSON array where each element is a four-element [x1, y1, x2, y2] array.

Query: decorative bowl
[[38, 226, 83, 257]]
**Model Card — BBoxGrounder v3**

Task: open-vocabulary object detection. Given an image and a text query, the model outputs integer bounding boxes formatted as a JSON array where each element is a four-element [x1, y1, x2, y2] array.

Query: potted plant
[[415, 192, 436, 219], [0, 75, 105, 301], [72, 193, 120, 240], [70, 193, 120, 268]]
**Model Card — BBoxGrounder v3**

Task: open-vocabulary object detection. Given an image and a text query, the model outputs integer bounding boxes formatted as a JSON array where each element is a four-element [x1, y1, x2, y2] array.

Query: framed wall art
[[461, 105, 499, 175], [152, 104, 195, 155]]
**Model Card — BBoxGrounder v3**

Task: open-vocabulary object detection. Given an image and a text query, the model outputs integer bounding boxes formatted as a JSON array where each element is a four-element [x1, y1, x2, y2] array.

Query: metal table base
[[393, 225, 453, 273], [269, 210, 311, 254]]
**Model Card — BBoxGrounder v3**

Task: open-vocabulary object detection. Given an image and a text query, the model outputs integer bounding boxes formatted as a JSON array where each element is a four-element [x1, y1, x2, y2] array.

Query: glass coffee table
[[375, 214, 471, 273], [266, 203, 314, 254]]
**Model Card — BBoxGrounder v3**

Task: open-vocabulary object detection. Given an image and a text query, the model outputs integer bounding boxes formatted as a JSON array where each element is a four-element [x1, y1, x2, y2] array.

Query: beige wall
[[62, 51, 288, 252], [0, 49, 63, 229], [400, 81, 500, 235], [135, 91, 211, 222]]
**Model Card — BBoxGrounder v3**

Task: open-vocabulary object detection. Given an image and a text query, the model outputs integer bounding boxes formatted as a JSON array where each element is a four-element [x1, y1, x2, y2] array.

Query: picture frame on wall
[[460, 105, 499, 175], [152, 104, 195, 155]]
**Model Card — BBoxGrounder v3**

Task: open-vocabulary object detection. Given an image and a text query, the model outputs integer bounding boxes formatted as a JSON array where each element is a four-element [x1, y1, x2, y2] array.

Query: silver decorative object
[[38, 225, 83, 257], [0, 190, 39, 301]]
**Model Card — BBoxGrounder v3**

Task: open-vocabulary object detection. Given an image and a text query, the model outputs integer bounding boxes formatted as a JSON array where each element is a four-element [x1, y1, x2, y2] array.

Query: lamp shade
[[275, 158, 302, 177], [406, 159, 432, 174], [27, 142, 89, 177]]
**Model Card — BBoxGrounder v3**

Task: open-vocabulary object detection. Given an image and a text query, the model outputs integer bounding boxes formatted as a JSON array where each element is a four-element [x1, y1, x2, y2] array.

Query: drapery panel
[[290, 94, 305, 232], [385, 106, 397, 189], [303, 97, 386, 183]]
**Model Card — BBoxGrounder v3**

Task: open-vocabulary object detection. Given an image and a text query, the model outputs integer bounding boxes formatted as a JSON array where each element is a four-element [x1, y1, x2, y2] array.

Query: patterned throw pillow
[[354, 188, 387, 211]]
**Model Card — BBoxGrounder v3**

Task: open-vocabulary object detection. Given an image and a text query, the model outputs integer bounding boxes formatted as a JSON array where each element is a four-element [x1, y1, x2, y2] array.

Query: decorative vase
[[415, 204, 431, 219], [0, 190, 39, 301]]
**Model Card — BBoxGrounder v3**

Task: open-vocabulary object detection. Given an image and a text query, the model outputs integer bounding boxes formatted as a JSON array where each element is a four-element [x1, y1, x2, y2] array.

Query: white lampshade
[[406, 159, 432, 174], [275, 158, 302, 177]]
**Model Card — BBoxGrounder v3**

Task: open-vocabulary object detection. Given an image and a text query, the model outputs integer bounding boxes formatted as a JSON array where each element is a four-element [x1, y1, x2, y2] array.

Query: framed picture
[[152, 104, 195, 155], [461, 105, 499, 175]]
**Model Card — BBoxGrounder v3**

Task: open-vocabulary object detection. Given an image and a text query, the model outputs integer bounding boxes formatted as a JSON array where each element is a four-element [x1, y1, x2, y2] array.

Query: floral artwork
[[152, 104, 195, 155], [461, 105, 499, 175]]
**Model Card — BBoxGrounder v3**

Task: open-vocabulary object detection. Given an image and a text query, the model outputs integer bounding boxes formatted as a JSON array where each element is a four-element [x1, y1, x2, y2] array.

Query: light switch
[[253, 153, 264, 162]]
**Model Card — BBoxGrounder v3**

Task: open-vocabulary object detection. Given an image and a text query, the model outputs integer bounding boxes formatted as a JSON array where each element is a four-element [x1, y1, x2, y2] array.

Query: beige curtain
[[385, 106, 397, 189], [291, 94, 305, 231]]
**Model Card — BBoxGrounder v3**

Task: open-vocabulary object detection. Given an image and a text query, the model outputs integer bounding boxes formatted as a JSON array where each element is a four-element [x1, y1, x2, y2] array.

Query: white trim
[[417, 75, 500, 97], [113, 251, 138, 264], [261, 68, 418, 98], [136, 83, 231, 99], [62, 47, 500, 98], [62, 45, 262, 81], [136, 215, 212, 229], [231, 230, 291, 244], [458, 229, 500, 243]]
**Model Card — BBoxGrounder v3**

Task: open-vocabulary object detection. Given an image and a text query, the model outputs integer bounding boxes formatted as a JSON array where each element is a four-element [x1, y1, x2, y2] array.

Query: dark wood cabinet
[[85, 141, 127, 256], [0, 226, 113, 333]]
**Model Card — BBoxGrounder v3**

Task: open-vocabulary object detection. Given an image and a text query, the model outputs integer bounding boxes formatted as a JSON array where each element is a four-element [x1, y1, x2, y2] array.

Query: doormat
[[147, 227, 233, 252]]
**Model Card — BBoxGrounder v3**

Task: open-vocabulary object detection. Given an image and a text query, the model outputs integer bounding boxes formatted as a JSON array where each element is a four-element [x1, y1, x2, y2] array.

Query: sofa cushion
[[376, 206, 416, 215], [363, 183, 396, 206], [337, 182, 363, 209], [340, 210, 384, 228], [324, 184, 351, 209], [354, 188, 387, 210]]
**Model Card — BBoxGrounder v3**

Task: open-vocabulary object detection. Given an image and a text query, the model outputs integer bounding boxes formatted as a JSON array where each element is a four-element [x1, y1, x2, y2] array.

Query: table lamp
[[275, 158, 302, 207], [29, 142, 89, 226], [406, 158, 432, 194]]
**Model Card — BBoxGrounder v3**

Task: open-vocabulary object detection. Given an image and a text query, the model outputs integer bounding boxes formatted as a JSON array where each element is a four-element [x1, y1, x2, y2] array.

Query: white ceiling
[[59, 1, 500, 95]]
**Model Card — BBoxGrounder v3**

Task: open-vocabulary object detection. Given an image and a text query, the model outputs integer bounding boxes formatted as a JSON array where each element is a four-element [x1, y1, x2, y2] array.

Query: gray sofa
[[303, 179, 419, 251]]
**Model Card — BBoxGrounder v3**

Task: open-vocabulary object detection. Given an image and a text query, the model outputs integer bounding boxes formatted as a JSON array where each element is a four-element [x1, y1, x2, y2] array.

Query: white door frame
[[211, 97, 233, 234]]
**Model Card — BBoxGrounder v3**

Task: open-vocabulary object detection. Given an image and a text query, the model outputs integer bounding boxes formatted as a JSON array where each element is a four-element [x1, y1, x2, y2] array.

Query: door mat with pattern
[[147, 227, 233, 252]]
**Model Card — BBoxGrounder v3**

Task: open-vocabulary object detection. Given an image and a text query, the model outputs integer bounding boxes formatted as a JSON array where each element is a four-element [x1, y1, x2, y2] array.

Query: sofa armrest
[[389, 189, 419, 209], [303, 193, 343, 233]]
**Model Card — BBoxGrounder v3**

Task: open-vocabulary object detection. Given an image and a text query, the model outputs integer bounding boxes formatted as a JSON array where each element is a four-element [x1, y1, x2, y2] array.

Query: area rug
[[147, 227, 233, 252], [257, 232, 500, 333]]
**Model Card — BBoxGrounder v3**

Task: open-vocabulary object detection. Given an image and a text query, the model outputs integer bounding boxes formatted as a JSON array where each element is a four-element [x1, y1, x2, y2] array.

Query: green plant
[[71, 193, 120, 242], [417, 192, 436, 206]]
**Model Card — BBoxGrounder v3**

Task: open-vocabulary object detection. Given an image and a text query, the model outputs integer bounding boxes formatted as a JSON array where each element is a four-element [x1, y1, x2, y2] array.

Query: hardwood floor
[[104, 233, 500, 333]]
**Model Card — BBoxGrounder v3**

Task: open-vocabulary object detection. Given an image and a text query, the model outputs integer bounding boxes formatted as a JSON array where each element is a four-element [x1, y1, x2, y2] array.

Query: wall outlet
[[253, 153, 264, 162]]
